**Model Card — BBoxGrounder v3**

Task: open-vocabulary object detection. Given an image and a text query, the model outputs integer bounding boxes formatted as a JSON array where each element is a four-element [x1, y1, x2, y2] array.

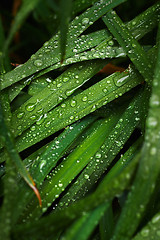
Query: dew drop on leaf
[[34, 59, 43, 67]]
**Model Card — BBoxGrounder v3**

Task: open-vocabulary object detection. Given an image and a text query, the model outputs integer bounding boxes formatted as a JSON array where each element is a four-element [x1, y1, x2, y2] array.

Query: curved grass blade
[[103, 10, 153, 82], [111, 23, 160, 240], [0, 101, 41, 207]]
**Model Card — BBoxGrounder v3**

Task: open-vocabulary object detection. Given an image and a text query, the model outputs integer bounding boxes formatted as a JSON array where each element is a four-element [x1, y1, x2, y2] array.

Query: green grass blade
[[15, 66, 143, 152], [63, 202, 109, 240], [59, 0, 72, 62], [4, 0, 40, 51], [103, 10, 153, 82], [13, 139, 139, 239], [11, 60, 107, 137], [21, 115, 122, 220], [132, 212, 160, 240], [111, 22, 160, 240], [7, 2, 159, 103], [57, 93, 143, 208], [7, 116, 96, 225], [99, 202, 114, 240], [0, 0, 126, 90], [0, 156, 18, 240], [0, 101, 41, 206]]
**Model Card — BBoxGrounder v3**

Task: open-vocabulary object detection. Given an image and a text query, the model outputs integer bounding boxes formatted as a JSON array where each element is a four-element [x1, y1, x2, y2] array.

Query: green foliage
[[0, 0, 160, 239]]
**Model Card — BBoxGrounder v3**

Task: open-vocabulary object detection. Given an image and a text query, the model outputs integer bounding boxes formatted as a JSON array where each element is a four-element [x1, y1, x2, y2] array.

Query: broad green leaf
[[111, 22, 160, 240]]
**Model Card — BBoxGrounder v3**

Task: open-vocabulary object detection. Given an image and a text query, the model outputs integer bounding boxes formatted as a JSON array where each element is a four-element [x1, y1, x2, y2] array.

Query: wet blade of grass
[[0, 0, 126, 90], [21, 111, 124, 221], [13, 67, 143, 154], [7, 116, 96, 226], [0, 101, 41, 207], [11, 60, 107, 137], [57, 92, 144, 208], [6, 2, 159, 102], [103, 10, 153, 82], [13, 138, 139, 239], [132, 212, 160, 240], [111, 23, 160, 240]]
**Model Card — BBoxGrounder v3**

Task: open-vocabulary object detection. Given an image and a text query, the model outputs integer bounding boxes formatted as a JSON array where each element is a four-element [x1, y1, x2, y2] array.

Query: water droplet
[[39, 160, 46, 171], [82, 18, 89, 25], [26, 103, 35, 112], [17, 112, 24, 119], [114, 75, 128, 87], [152, 213, 160, 224], [84, 174, 89, 180], [61, 103, 66, 108], [150, 94, 160, 107], [147, 117, 158, 128], [82, 96, 88, 102], [150, 147, 157, 155], [34, 59, 43, 67], [58, 183, 63, 188], [30, 126, 36, 131], [95, 152, 101, 158], [70, 100, 77, 107], [141, 228, 149, 237]]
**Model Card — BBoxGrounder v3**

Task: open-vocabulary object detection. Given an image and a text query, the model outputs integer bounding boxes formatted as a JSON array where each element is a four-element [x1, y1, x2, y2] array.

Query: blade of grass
[[56, 92, 144, 208], [59, 0, 72, 62], [7, 115, 96, 226], [0, 101, 41, 207], [13, 137, 139, 239], [6, 2, 160, 102], [111, 22, 160, 240], [132, 212, 160, 240], [4, 0, 41, 52], [103, 10, 153, 82], [0, 0, 127, 89], [63, 202, 110, 240]]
